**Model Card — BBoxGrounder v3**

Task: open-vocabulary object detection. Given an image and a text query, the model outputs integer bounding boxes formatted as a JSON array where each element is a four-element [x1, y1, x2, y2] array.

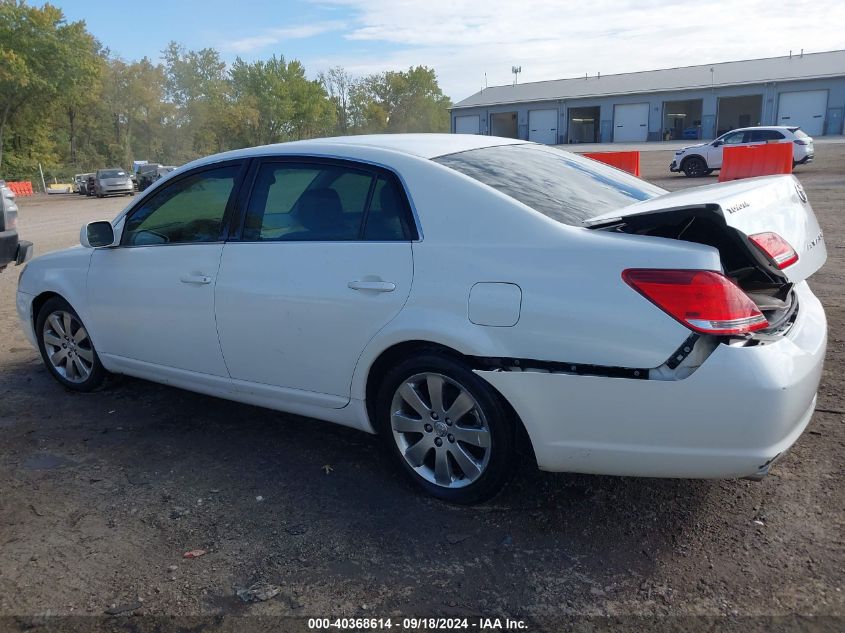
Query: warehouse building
[[450, 50, 845, 144]]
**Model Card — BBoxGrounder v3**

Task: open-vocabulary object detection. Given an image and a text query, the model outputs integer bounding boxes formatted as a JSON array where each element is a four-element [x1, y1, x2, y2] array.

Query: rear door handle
[[348, 280, 396, 292], [180, 274, 212, 285]]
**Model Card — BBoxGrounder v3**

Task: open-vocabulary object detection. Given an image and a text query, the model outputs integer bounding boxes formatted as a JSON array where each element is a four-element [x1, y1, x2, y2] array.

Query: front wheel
[[375, 352, 516, 504], [36, 297, 107, 392], [682, 156, 708, 177]]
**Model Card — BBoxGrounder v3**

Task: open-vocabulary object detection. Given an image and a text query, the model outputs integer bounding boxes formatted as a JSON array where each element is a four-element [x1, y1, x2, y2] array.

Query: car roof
[[185, 134, 527, 170], [728, 125, 800, 133]]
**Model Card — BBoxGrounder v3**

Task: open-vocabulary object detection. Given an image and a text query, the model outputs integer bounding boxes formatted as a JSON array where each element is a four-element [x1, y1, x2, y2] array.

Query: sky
[[56, 0, 845, 101]]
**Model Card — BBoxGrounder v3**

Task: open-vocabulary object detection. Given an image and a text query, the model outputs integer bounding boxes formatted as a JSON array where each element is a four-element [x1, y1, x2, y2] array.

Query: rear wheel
[[683, 156, 708, 177], [375, 352, 516, 504], [36, 297, 107, 392]]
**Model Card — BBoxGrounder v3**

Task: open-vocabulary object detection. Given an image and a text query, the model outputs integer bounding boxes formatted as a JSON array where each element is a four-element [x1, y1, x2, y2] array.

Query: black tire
[[36, 297, 107, 392], [682, 156, 708, 177], [375, 351, 516, 504]]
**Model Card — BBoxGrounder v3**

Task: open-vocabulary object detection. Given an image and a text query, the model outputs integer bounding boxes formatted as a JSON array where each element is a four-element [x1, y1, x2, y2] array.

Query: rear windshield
[[99, 169, 126, 178], [434, 144, 664, 225], [792, 129, 810, 139]]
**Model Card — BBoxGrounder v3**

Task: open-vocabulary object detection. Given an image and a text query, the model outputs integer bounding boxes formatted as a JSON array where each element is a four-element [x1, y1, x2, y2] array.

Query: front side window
[[122, 164, 238, 246], [434, 144, 664, 226], [723, 131, 747, 145], [243, 162, 410, 241]]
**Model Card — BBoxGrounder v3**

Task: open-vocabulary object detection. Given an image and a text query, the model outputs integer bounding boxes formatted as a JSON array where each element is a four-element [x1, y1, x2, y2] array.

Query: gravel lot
[[0, 146, 842, 630]]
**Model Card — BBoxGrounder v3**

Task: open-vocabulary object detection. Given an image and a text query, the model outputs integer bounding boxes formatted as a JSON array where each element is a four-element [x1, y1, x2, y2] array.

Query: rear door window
[[242, 162, 413, 241]]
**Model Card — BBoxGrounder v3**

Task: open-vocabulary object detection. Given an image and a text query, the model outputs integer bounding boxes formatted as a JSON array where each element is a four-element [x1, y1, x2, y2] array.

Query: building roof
[[452, 50, 845, 110]]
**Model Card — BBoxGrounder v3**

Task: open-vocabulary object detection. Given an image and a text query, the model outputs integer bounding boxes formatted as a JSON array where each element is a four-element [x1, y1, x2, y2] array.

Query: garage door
[[778, 90, 828, 136], [455, 115, 480, 135], [613, 103, 649, 142], [528, 109, 558, 144]]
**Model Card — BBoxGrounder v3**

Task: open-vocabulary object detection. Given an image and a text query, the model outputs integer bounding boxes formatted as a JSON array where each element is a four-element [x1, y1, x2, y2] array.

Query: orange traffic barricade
[[719, 143, 793, 182], [580, 151, 641, 177], [6, 181, 34, 196]]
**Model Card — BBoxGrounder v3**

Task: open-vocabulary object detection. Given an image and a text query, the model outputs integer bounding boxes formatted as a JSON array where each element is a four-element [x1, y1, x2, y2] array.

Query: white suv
[[670, 126, 814, 177]]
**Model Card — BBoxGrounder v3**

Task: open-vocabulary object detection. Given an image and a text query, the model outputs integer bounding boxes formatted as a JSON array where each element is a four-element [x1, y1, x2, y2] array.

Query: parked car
[[137, 164, 176, 191], [681, 127, 701, 140], [76, 173, 94, 195], [93, 168, 134, 197], [670, 126, 814, 177], [16, 135, 827, 503], [0, 180, 32, 272]]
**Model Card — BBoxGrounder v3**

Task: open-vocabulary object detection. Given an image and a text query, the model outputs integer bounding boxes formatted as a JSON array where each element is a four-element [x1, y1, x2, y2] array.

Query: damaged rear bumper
[[476, 282, 826, 479]]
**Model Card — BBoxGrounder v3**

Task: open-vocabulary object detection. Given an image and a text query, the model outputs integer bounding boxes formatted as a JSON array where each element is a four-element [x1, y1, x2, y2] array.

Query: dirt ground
[[0, 145, 842, 631]]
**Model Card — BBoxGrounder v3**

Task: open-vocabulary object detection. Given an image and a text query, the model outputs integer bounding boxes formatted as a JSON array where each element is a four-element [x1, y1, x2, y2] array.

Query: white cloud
[[224, 20, 347, 53], [309, 0, 845, 99]]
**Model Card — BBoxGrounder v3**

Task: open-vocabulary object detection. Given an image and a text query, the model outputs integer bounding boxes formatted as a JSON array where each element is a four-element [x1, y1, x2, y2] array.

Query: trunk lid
[[586, 174, 826, 285]]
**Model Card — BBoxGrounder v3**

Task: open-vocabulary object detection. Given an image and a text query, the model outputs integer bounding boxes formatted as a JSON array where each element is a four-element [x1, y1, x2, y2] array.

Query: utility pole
[[512, 66, 522, 86]]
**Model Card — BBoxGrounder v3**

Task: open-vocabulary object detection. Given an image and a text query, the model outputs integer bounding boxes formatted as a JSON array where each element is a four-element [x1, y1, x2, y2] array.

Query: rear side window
[[750, 130, 785, 142], [243, 162, 412, 241], [434, 144, 664, 226], [122, 165, 238, 246]]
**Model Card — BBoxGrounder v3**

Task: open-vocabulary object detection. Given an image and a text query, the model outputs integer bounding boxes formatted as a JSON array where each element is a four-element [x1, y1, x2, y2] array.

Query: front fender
[[18, 247, 95, 341]]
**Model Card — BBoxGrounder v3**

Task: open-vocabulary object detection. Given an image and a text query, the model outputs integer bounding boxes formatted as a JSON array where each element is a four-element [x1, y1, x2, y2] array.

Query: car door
[[709, 130, 747, 168], [214, 158, 415, 408], [87, 161, 245, 377]]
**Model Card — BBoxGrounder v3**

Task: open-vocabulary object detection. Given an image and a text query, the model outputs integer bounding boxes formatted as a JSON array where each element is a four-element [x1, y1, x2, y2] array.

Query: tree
[[53, 19, 104, 166], [230, 55, 335, 146], [348, 66, 451, 134], [0, 3, 452, 180], [319, 66, 354, 134], [162, 42, 231, 159], [0, 1, 75, 171]]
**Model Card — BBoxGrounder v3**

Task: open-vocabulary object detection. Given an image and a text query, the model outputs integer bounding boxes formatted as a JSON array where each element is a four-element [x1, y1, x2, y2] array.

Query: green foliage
[[0, 2, 453, 181]]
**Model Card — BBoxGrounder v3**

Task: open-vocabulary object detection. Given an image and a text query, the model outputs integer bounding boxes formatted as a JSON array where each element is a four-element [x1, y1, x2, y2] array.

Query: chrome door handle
[[180, 274, 212, 285], [348, 280, 396, 292]]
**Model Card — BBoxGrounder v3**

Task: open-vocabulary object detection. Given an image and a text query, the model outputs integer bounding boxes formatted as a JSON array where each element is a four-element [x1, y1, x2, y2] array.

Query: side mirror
[[712, 140, 724, 147], [81, 221, 115, 248]]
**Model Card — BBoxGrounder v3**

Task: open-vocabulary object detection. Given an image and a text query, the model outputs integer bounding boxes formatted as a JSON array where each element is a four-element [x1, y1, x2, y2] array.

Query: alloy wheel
[[42, 310, 94, 383], [390, 372, 492, 488]]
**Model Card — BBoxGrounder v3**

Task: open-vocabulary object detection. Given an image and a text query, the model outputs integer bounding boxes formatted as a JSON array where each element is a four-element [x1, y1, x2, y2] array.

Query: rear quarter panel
[[350, 159, 722, 400]]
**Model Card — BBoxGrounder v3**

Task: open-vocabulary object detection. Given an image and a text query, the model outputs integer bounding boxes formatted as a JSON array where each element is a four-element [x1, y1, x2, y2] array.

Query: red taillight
[[622, 269, 768, 335], [748, 232, 799, 269], [794, 139, 809, 146]]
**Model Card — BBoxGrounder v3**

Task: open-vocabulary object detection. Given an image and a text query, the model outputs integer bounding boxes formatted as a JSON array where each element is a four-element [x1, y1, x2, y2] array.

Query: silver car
[[94, 168, 134, 198]]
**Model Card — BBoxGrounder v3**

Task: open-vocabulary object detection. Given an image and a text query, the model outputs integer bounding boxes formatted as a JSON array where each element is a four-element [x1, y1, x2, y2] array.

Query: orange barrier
[[6, 181, 34, 196], [580, 151, 641, 177], [719, 143, 793, 182]]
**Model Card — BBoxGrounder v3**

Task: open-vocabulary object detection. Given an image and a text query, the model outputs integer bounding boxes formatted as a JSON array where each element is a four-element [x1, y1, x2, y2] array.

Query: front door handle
[[180, 274, 212, 285], [348, 280, 396, 292]]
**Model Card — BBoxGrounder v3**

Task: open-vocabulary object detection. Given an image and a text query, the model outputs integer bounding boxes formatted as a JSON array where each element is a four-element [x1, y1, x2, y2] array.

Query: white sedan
[[16, 135, 827, 504]]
